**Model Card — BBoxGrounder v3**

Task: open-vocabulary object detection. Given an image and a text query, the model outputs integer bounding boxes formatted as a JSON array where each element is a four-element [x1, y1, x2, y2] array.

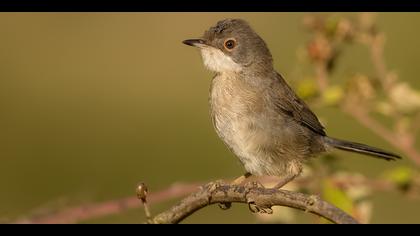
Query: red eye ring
[[224, 38, 236, 51]]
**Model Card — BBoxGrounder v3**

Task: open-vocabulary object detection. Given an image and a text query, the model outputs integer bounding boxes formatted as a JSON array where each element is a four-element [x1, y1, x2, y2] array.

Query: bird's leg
[[247, 172, 299, 213], [232, 173, 273, 214], [272, 174, 298, 189], [232, 172, 252, 185], [243, 172, 299, 213], [273, 162, 302, 189]]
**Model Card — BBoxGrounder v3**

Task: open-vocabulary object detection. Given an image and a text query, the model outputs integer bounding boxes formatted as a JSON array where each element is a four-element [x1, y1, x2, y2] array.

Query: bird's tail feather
[[324, 136, 402, 161]]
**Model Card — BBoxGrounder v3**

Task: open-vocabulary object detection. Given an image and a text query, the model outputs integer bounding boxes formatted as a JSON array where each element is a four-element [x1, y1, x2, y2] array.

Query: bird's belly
[[210, 95, 301, 176], [213, 109, 292, 175]]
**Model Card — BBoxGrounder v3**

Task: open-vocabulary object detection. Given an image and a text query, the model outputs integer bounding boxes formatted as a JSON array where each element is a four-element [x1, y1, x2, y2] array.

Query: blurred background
[[0, 13, 419, 224]]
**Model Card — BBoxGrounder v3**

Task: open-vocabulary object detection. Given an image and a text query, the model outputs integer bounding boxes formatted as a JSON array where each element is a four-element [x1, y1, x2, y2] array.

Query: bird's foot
[[248, 201, 273, 214], [244, 181, 272, 214], [218, 202, 232, 210]]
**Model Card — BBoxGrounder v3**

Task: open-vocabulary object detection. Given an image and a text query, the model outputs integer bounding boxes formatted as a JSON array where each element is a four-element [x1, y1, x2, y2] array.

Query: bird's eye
[[224, 38, 236, 50]]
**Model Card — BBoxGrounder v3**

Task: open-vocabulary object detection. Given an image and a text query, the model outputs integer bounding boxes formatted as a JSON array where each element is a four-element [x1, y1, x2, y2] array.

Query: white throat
[[199, 46, 242, 73]]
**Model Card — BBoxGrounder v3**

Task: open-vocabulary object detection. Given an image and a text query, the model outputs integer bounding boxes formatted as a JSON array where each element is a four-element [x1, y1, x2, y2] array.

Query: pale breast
[[210, 73, 263, 140], [210, 74, 282, 175]]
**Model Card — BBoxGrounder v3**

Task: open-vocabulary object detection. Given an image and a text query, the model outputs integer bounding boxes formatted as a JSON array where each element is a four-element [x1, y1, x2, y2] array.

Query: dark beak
[[182, 39, 207, 47]]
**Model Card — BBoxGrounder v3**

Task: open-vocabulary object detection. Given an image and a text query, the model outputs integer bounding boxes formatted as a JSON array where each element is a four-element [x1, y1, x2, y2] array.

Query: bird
[[182, 18, 401, 188]]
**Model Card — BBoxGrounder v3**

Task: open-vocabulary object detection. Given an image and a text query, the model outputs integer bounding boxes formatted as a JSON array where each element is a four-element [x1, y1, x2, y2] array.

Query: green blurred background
[[0, 13, 419, 223]]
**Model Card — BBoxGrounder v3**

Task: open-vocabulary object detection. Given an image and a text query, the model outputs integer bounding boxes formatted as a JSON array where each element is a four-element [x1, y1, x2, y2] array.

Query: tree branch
[[15, 182, 200, 224], [148, 181, 359, 224], [315, 61, 329, 92]]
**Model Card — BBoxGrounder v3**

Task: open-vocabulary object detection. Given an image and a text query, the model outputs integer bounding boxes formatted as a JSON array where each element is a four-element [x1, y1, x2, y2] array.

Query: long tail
[[324, 136, 402, 161]]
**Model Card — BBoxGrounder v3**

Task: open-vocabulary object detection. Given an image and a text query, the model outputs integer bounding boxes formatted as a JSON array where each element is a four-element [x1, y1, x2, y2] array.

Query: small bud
[[336, 18, 354, 41], [307, 35, 332, 63], [136, 183, 148, 202]]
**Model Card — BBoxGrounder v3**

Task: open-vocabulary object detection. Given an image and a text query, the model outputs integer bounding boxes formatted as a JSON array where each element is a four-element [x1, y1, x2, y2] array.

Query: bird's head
[[183, 19, 273, 74]]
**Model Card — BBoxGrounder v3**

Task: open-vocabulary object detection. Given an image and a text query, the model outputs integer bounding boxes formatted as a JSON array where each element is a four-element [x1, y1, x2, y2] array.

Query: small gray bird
[[183, 18, 401, 188]]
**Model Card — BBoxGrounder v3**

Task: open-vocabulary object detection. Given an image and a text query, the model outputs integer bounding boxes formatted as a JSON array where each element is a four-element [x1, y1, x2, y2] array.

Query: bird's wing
[[273, 72, 326, 136]]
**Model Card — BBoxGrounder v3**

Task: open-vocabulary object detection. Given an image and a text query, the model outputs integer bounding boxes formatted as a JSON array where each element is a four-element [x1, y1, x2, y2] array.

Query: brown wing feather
[[273, 72, 326, 136]]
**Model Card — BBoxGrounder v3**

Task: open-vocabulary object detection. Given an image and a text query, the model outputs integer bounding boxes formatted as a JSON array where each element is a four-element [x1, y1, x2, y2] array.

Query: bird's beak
[[182, 39, 208, 47]]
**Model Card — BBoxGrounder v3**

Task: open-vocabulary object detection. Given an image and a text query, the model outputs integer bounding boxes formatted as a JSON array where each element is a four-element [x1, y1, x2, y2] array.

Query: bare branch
[[15, 182, 200, 224], [367, 33, 390, 90], [149, 182, 359, 224], [315, 61, 329, 92]]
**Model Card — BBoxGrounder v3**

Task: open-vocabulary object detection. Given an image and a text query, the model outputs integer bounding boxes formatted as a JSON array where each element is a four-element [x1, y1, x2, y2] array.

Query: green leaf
[[296, 78, 318, 99], [322, 179, 354, 214], [322, 85, 344, 106], [383, 166, 413, 186], [375, 101, 394, 116], [325, 16, 340, 37]]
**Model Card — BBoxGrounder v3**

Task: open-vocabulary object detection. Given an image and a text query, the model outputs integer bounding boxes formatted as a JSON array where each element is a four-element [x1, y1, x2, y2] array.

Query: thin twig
[[411, 113, 420, 139], [14, 182, 200, 224], [136, 183, 151, 220], [368, 33, 391, 91], [315, 61, 329, 92]]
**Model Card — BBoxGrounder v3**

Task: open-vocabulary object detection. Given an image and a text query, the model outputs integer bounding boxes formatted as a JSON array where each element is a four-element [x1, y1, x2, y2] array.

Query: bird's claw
[[243, 181, 272, 214], [218, 202, 232, 210], [248, 201, 273, 214]]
